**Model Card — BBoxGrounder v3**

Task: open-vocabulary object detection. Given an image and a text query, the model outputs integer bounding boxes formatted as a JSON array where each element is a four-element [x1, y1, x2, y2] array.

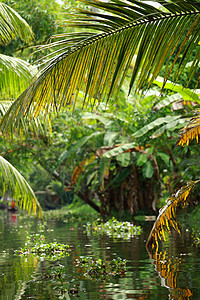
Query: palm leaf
[[1, 0, 200, 130], [178, 110, 200, 146], [0, 99, 52, 141], [146, 180, 200, 249], [149, 250, 193, 297], [0, 54, 36, 100], [0, 2, 34, 45], [0, 156, 43, 217]]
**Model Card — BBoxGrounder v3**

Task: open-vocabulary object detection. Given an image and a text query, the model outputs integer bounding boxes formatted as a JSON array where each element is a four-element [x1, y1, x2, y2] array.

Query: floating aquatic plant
[[16, 231, 70, 261], [85, 217, 142, 240], [16, 242, 70, 261], [75, 256, 127, 280]]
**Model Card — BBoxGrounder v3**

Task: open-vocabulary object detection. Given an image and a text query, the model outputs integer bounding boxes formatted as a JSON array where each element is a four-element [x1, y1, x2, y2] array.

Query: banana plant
[[1, 0, 200, 130], [146, 109, 200, 250]]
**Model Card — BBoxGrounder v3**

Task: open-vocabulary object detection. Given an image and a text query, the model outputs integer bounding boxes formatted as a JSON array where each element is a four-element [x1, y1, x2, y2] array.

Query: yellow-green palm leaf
[[146, 180, 200, 249], [0, 2, 33, 45], [178, 110, 200, 146], [0, 156, 43, 217], [0, 54, 36, 100], [1, 0, 200, 130]]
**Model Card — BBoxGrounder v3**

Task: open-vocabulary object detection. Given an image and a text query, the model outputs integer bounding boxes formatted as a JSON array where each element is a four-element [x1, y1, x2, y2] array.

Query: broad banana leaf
[[133, 115, 182, 138], [0, 156, 43, 217], [1, 0, 200, 130]]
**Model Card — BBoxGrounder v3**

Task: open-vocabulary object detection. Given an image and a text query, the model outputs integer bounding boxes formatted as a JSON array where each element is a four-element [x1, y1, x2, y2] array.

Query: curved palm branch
[[146, 180, 200, 249], [0, 54, 36, 100], [0, 156, 43, 217], [178, 110, 200, 146], [0, 99, 52, 141], [0, 2, 34, 45], [1, 0, 200, 130]]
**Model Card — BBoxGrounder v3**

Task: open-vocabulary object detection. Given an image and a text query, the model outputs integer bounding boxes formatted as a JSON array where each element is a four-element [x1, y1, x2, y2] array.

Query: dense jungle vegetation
[[0, 0, 200, 247]]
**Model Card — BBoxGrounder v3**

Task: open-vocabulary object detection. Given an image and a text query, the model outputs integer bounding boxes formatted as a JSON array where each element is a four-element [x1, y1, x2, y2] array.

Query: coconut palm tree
[[1, 0, 199, 129], [1, 0, 200, 222], [0, 2, 42, 216]]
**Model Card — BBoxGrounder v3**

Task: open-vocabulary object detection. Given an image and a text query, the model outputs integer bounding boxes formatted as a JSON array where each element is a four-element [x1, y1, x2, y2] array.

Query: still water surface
[[0, 210, 200, 299]]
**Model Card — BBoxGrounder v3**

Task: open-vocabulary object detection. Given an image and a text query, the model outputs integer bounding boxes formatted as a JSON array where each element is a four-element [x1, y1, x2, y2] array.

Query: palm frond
[[1, 0, 200, 130], [0, 2, 34, 45], [178, 110, 200, 146], [0, 100, 12, 118], [0, 156, 43, 217], [146, 180, 200, 249], [0, 54, 36, 100], [0, 99, 52, 141], [149, 251, 193, 297]]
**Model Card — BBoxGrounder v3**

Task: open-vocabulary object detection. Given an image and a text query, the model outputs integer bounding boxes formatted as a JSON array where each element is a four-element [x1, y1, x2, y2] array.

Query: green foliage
[[85, 217, 142, 240], [75, 256, 127, 280], [0, 2, 33, 45], [0, 54, 36, 99], [2, 0, 200, 128], [0, 156, 43, 216], [1, 0, 63, 59], [16, 233, 70, 261]]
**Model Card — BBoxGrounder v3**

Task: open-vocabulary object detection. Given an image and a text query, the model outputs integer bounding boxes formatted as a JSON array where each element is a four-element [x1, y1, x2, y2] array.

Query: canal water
[[0, 210, 200, 299]]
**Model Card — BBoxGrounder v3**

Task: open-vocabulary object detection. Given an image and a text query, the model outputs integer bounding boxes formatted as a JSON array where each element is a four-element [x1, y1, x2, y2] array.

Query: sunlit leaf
[[0, 54, 37, 100], [178, 111, 200, 146], [0, 156, 42, 217], [146, 180, 200, 249], [0, 2, 34, 45], [1, 0, 200, 130]]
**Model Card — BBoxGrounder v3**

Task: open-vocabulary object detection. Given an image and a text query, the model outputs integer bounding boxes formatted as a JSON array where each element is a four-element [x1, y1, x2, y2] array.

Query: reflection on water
[[149, 250, 193, 299], [0, 210, 200, 299]]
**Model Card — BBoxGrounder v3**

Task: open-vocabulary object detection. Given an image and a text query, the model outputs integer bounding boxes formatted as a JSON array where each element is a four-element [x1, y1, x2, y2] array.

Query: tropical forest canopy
[[0, 0, 200, 247]]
